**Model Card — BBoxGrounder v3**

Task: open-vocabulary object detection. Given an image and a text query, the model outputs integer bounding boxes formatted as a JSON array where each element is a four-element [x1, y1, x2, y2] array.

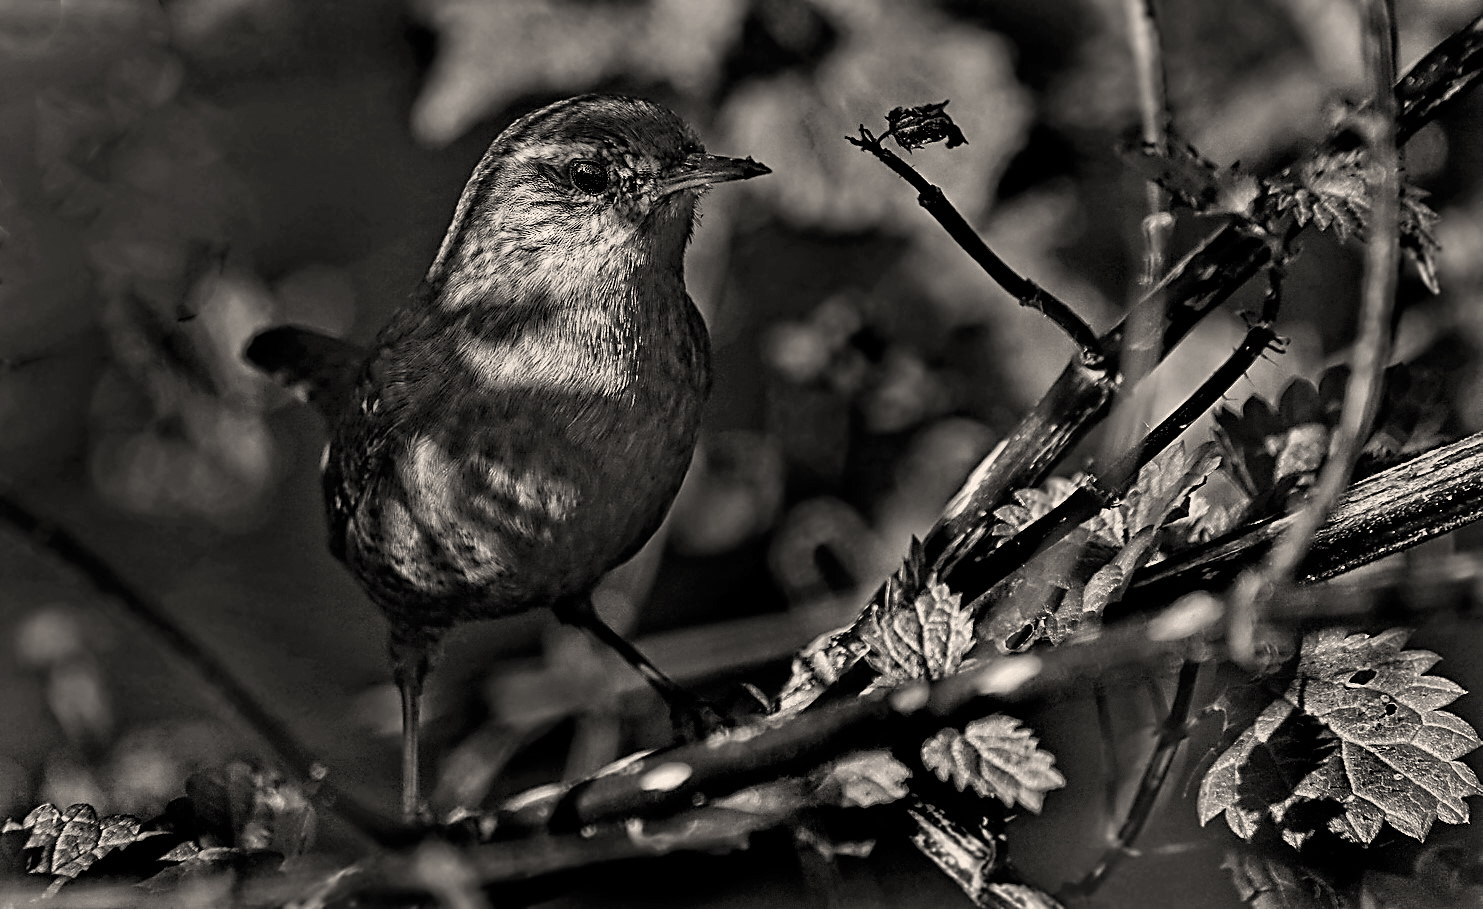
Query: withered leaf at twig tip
[[885, 101, 968, 151]]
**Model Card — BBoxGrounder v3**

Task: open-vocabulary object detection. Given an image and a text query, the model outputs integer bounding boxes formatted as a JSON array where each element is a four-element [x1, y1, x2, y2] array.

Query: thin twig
[[771, 14, 1483, 716], [948, 322, 1279, 607], [1226, 0, 1401, 662], [1109, 0, 1175, 444], [1092, 682, 1122, 822], [927, 7, 1483, 577], [848, 128, 1107, 368], [0, 487, 410, 847], [1065, 660, 1200, 897]]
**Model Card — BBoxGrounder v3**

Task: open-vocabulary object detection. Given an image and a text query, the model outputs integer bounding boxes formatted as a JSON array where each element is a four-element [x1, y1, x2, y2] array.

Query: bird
[[245, 94, 769, 820]]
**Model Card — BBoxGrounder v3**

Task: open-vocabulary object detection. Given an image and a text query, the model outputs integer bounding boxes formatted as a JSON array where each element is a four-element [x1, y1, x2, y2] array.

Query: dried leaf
[[1199, 629, 1483, 848], [885, 100, 968, 151], [921, 715, 1065, 813]]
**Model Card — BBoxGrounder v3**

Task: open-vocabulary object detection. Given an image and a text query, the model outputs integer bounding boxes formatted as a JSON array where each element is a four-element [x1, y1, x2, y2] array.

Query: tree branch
[[848, 127, 1108, 368], [0, 486, 410, 847]]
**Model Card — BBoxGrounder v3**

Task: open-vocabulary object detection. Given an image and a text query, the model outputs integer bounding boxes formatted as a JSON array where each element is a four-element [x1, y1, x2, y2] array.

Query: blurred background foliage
[[3, 0, 1483, 904]]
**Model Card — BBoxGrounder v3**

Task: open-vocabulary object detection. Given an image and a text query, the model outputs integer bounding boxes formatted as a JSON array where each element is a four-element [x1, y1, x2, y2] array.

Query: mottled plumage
[[247, 95, 768, 819]]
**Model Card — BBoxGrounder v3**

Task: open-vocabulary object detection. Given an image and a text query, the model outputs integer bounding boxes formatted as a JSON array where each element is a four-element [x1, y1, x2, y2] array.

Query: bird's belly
[[343, 387, 700, 628]]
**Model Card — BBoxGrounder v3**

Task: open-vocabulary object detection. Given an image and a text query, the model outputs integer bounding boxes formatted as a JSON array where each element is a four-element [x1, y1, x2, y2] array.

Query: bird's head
[[426, 95, 768, 304]]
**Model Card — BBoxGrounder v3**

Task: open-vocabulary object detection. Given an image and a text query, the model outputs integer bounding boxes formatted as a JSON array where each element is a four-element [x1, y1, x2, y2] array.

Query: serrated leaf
[[860, 574, 973, 684], [1123, 141, 1261, 218], [1273, 149, 1371, 240], [1199, 629, 1483, 847], [814, 750, 912, 808], [1400, 184, 1442, 294], [990, 478, 1080, 544], [1222, 848, 1345, 909], [922, 715, 1065, 813], [1096, 441, 1224, 546]]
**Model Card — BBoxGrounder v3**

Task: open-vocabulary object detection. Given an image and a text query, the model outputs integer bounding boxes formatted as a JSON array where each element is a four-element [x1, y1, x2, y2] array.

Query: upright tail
[[244, 325, 367, 421]]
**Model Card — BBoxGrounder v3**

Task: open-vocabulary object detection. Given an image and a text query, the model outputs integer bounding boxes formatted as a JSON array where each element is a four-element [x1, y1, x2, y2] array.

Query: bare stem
[[848, 128, 1107, 368], [1065, 660, 1200, 898], [1226, 0, 1401, 662], [0, 487, 410, 846]]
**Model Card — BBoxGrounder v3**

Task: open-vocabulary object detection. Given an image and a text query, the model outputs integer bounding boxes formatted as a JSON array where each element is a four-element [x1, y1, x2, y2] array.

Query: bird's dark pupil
[[569, 160, 608, 194]]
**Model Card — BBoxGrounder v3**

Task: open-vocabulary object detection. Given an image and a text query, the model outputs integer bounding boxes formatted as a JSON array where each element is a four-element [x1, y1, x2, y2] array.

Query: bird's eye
[[568, 159, 609, 194]]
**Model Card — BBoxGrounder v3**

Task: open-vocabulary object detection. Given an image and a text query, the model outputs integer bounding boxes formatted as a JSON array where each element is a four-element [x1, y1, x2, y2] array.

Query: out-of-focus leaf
[[812, 750, 911, 808], [1215, 364, 1453, 521], [1199, 629, 1483, 848], [1266, 146, 1442, 292], [921, 715, 1065, 813], [1123, 141, 1263, 218], [1271, 148, 1369, 240], [1222, 848, 1345, 909], [185, 762, 314, 858], [409, 0, 749, 146]]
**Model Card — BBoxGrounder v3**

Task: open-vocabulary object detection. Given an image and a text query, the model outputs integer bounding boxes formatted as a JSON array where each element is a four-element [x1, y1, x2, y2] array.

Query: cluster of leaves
[[976, 442, 1224, 652], [1126, 135, 1441, 291], [832, 349, 1469, 903], [1215, 363, 1451, 523], [1, 762, 313, 898]]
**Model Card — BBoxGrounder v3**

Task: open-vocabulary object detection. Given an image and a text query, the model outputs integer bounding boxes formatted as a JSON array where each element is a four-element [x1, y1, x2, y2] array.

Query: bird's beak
[[659, 152, 771, 196]]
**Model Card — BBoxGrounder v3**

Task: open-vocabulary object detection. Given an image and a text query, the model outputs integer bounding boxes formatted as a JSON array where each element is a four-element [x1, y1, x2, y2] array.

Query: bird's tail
[[244, 325, 366, 421]]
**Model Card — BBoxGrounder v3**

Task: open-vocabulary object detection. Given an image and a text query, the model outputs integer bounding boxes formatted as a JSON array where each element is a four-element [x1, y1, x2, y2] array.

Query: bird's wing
[[245, 325, 368, 422]]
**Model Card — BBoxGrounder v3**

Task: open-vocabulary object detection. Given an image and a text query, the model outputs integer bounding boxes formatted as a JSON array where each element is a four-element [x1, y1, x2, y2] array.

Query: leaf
[[813, 750, 912, 808], [185, 761, 316, 857], [1095, 441, 1224, 546], [1272, 148, 1370, 240], [884, 101, 968, 151], [988, 443, 1222, 649], [1267, 144, 1442, 291], [921, 715, 1066, 813], [1199, 629, 1483, 848], [1222, 848, 1345, 909], [860, 539, 974, 684], [1400, 184, 1442, 294], [990, 477, 1080, 544], [5, 803, 163, 886], [1123, 141, 1262, 218]]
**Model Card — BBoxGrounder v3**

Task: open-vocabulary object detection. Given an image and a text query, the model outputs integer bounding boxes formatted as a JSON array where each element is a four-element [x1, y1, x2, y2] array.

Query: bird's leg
[[389, 634, 436, 823], [552, 596, 727, 738]]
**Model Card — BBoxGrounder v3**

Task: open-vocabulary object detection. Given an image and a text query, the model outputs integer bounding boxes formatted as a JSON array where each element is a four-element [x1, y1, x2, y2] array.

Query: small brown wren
[[246, 94, 769, 819]]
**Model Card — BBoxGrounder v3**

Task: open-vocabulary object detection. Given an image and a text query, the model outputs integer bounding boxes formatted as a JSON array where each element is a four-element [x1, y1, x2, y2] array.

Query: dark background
[[4, 0, 1483, 904]]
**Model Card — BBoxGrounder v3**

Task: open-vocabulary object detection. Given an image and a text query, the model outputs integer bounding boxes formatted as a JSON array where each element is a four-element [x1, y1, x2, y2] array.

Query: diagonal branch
[[847, 127, 1108, 368], [0, 486, 411, 847]]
